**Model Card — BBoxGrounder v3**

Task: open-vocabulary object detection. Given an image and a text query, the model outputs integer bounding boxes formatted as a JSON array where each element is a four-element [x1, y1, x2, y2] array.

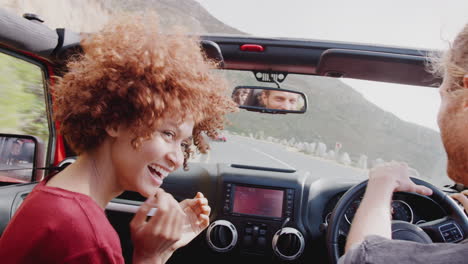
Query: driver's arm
[[344, 174, 394, 252], [344, 162, 433, 253]]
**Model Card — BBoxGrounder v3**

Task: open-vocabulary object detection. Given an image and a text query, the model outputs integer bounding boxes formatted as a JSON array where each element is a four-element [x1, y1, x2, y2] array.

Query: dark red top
[[0, 180, 124, 263]]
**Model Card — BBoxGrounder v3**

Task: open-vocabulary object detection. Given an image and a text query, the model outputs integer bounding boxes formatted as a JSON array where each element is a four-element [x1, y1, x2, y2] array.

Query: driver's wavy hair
[[53, 13, 237, 169], [428, 23, 468, 92]]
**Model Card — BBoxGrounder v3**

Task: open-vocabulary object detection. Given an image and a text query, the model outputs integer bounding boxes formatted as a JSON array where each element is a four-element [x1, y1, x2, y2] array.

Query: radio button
[[243, 235, 253, 247], [252, 226, 259, 237], [257, 236, 267, 249]]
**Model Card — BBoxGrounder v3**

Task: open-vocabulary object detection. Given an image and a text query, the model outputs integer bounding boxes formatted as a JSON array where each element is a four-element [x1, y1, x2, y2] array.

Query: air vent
[[272, 227, 305, 261], [206, 220, 238, 252]]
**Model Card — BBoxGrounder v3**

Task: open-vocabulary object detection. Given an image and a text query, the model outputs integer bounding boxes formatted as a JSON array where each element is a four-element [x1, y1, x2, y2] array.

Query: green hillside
[[0, 53, 48, 141]]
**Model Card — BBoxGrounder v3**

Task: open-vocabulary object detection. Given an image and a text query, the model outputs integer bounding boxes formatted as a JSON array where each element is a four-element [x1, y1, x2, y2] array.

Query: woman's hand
[[173, 192, 211, 249], [130, 188, 185, 264], [450, 190, 468, 214]]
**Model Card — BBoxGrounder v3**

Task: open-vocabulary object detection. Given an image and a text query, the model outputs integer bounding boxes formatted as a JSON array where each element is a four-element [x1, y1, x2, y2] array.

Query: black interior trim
[[230, 164, 296, 173], [317, 49, 441, 87]]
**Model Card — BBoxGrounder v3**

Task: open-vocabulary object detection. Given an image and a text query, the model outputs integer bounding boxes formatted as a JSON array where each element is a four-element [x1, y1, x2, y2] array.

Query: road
[[192, 135, 366, 180]]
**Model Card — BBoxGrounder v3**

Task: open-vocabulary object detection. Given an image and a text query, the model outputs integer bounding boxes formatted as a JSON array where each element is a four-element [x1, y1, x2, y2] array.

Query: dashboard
[[322, 191, 448, 256], [324, 192, 447, 228], [0, 162, 452, 263]]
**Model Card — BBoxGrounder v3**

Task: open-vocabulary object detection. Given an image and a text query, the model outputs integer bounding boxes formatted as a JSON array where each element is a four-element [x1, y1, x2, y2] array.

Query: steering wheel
[[326, 177, 468, 264]]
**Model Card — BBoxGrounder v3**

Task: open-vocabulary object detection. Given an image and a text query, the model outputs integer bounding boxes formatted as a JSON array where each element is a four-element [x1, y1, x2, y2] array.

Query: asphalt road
[[193, 135, 366, 180]]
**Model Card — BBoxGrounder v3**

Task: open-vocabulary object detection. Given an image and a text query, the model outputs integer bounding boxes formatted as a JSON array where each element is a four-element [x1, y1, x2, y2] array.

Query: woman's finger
[[201, 205, 211, 215], [198, 214, 210, 227], [182, 198, 209, 212], [198, 197, 208, 206], [130, 195, 157, 231], [147, 191, 175, 226]]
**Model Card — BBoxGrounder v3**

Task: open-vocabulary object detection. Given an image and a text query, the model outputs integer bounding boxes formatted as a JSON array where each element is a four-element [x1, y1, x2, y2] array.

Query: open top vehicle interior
[[0, 4, 467, 264]]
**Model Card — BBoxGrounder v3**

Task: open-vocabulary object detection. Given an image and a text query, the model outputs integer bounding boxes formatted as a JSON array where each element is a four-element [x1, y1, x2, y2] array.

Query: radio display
[[232, 186, 284, 218]]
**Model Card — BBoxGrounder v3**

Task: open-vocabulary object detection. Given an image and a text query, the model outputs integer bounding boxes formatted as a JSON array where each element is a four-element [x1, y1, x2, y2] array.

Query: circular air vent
[[206, 220, 238, 252], [272, 227, 305, 261]]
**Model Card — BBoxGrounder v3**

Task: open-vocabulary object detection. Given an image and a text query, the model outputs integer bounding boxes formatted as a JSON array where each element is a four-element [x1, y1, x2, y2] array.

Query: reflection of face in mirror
[[6, 140, 22, 165], [0, 137, 34, 166], [0, 136, 36, 182], [232, 88, 251, 105], [261, 90, 300, 111]]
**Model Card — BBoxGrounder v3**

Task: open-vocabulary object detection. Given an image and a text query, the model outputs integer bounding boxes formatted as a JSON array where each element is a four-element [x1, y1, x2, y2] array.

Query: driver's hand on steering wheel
[[368, 161, 433, 196], [450, 190, 468, 214]]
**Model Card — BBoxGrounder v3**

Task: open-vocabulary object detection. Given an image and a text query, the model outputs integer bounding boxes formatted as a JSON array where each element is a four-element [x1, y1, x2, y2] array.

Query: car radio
[[222, 183, 294, 221], [208, 182, 304, 260]]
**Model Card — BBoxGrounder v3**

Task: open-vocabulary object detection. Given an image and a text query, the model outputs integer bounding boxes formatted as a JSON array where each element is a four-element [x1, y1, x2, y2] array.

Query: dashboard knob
[[272, 227, 305, 261], [206, 220, 238, 252]]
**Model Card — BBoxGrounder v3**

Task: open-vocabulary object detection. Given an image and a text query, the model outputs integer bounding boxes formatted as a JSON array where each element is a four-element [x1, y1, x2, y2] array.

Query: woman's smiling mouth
[[148, 164, 171, 182]]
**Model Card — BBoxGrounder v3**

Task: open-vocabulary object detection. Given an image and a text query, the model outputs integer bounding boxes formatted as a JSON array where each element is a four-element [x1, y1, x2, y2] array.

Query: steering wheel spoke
[[418, 216, 465, 243]]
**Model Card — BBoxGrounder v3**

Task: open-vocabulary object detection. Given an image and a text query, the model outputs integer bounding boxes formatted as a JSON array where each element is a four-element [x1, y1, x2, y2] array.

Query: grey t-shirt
[[339, 235, 468, 264]]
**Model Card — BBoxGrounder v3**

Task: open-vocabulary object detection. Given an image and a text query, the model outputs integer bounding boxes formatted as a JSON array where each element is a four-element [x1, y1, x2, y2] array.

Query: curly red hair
[[52, 13, 237, 169]]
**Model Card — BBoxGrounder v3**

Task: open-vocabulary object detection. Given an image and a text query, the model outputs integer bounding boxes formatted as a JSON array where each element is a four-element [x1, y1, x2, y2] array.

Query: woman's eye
[[181, 142, 189, 148], [163, 131, 175, 139]]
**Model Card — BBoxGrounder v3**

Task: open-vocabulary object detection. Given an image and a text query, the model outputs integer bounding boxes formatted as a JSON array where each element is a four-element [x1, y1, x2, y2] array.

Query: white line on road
[[251, 147, 296, 170]]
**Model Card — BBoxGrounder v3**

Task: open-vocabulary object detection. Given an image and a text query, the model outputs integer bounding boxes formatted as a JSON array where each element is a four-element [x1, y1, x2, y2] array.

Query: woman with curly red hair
[[0, 14, 237, 264]]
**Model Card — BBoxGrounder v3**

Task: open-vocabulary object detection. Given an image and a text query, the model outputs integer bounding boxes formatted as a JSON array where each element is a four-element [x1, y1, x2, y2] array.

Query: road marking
[[251, 147, 296, 170]]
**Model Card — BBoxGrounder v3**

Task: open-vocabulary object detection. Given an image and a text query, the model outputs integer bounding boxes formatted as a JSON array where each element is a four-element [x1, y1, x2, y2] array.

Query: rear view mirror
[[0, 134, 42, 183], [232, 86, 307, 114]]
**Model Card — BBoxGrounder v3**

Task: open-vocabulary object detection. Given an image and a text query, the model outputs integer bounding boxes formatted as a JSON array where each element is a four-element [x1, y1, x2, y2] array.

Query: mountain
[[3, 0, 245, 34], [226, 75, 447, 185], [110, 0, 245, 34]]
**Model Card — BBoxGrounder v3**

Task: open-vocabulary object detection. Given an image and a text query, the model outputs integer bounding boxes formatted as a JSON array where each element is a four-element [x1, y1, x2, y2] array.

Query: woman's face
[[109, 115, 194, 197]]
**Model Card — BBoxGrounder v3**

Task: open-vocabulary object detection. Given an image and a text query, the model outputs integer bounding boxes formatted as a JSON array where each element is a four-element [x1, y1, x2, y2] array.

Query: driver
[[260, 90, 300, 111], [340, 23, 468, 263]]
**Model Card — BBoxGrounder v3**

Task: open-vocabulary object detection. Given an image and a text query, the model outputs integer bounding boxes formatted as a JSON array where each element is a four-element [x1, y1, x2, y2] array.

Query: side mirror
[[0, 133, 43, 183], [232, 86, 307, 114]]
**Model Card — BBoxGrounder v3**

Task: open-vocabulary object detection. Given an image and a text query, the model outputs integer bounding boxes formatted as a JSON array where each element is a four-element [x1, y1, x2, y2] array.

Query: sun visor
[[201, 40, 224, 67], [316, 49, 441, 87]]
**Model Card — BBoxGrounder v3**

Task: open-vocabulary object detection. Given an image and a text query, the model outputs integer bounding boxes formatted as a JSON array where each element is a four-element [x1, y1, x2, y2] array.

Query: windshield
[[200, 70, 450, 187]]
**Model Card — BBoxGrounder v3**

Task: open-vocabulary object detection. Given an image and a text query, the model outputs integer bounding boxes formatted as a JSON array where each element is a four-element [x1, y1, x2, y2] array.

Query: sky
[[195, 0, 468, 131]]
